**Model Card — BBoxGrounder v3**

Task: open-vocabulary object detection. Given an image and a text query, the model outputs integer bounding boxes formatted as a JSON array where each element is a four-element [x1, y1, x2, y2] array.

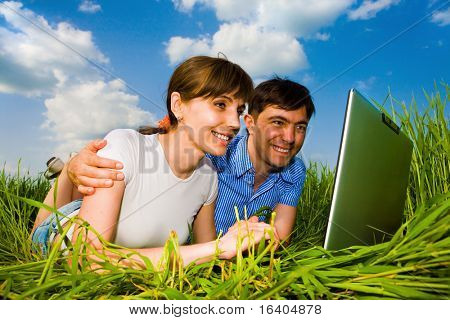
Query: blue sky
[[0, 0, 449, 175]]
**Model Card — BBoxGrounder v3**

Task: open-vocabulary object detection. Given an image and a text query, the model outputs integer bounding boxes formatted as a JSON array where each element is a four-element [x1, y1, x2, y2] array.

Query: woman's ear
[[244, 114, 256, 135], [170, 92, 183, 121]]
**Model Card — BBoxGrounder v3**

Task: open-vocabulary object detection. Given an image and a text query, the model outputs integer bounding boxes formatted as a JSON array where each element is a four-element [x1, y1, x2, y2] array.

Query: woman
[[31, 56, 275, 269]]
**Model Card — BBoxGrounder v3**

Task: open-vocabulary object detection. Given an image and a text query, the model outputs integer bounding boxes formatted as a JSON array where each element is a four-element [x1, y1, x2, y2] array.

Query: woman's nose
[[225, 110, 241, 130]]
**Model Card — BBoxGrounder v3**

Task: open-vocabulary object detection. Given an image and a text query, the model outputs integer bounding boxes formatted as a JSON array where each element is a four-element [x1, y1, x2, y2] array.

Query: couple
[[31, 56, 315, 269]]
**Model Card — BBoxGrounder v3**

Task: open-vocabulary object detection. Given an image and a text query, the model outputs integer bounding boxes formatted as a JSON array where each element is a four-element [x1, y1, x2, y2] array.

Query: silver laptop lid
[[324, 89, 413, 250]]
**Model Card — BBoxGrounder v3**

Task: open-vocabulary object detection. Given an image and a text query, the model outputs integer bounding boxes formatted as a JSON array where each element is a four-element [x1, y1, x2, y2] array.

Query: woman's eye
[[214, 102, 226, 109]]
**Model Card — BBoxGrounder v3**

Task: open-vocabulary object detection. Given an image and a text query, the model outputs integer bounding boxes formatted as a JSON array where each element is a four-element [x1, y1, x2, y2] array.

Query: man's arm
[[274, 166, 306, 242], [272, 203, 297, 242], [67, 139, 125, 195]]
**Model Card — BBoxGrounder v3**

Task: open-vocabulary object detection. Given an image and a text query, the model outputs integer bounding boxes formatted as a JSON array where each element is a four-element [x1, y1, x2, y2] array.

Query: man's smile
[[272, 145, 290, 154]]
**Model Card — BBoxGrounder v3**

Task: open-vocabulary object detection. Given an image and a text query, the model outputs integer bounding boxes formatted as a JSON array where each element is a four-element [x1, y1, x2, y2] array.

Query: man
[[65, 77, 315, 241]]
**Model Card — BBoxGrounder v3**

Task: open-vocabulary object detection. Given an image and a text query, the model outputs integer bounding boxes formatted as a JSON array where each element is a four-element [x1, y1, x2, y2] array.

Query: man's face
[[245, 105, 309, 171]]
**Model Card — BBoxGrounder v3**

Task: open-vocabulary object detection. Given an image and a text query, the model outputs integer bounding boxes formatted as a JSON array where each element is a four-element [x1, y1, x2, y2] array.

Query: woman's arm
[[72, 180, 275, 270], [72, 178, 124, 248], [192, 202, 217, 244]]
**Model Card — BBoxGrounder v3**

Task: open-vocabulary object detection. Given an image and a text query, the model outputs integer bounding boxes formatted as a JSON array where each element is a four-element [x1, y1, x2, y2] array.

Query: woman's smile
[[211, 130, 234, 146]]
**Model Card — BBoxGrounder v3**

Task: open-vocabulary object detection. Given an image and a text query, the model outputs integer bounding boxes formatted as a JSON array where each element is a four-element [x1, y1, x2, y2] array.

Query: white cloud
[[167, 0, 356, 77], [172, 0, 202, 12], [355, 76, 376, 91], [173, 0, 355, 36], [78, 0, 101, 14], [172, 0, 259, 19], [301, 73, 315, 85], [212, 23, 307, 76], [254, 0, 354, 37], [43, 80, 154, 157], [348, 0, 400, 20], [431, 8, 450, 26], [166, 22, 308, 78], [165, 36, 211, 64], [313, 32, 331, 41], [0, 2, 154, 157], [207, 0, 259, 21], [0, 1, 107, 96]]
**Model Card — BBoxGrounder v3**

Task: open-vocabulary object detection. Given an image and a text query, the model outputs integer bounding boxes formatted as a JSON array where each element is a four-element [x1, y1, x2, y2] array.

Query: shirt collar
[[280, 165, 294, 183], [230, 134, 296, 183], [230, 134, 254, 178]]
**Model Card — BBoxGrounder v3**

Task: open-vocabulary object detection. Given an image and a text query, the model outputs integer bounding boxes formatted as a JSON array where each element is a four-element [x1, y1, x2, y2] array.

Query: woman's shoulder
[[104, 129, 159, 148], [97, 129, 145, 184], [104, 128, 139, 141]]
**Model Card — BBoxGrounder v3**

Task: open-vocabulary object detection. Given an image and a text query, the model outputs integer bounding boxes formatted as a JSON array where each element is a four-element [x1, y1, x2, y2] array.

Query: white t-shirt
[[63, 129, 218, 248]]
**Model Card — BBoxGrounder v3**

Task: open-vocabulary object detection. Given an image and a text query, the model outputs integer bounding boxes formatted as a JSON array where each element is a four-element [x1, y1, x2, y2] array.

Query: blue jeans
[[31, 199, 83, 256]]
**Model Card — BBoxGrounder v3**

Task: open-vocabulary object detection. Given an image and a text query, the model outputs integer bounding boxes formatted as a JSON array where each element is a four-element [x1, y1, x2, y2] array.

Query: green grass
[[0, 84, 448, 299]]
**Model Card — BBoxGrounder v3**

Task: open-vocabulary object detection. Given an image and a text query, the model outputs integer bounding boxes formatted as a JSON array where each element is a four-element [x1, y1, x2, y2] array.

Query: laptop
[[323, 89, 413, 250]]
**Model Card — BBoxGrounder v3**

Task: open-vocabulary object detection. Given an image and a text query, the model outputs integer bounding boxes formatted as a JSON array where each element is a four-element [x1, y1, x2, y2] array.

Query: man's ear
[[244, 114, 256, 135], [170, 92, 183, 120]]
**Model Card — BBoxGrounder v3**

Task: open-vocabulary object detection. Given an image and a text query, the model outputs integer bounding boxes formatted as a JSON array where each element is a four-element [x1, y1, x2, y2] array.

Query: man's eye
[[297, 125, 307, 132], [273, 121, 283, 126]]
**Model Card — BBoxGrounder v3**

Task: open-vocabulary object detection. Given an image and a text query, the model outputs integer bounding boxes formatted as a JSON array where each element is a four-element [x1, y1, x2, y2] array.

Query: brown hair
[[249, 77, 315, 119], [139, 56, 254, 135]]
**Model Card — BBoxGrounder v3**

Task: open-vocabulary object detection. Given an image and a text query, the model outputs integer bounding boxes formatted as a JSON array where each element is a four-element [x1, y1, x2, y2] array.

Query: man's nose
[[282, 125, 295, 144]]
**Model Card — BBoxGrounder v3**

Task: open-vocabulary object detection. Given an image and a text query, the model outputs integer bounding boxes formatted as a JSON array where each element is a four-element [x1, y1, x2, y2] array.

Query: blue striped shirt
[[207, 134, 307, 235]]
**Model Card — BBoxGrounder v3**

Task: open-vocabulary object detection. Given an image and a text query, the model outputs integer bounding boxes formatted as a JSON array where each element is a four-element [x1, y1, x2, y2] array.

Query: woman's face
[[177, 94, 245, 156]]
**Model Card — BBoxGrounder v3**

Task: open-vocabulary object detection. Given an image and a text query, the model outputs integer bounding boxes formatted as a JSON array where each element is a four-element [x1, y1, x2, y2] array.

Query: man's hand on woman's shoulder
[[67, 139, 124, 195]]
